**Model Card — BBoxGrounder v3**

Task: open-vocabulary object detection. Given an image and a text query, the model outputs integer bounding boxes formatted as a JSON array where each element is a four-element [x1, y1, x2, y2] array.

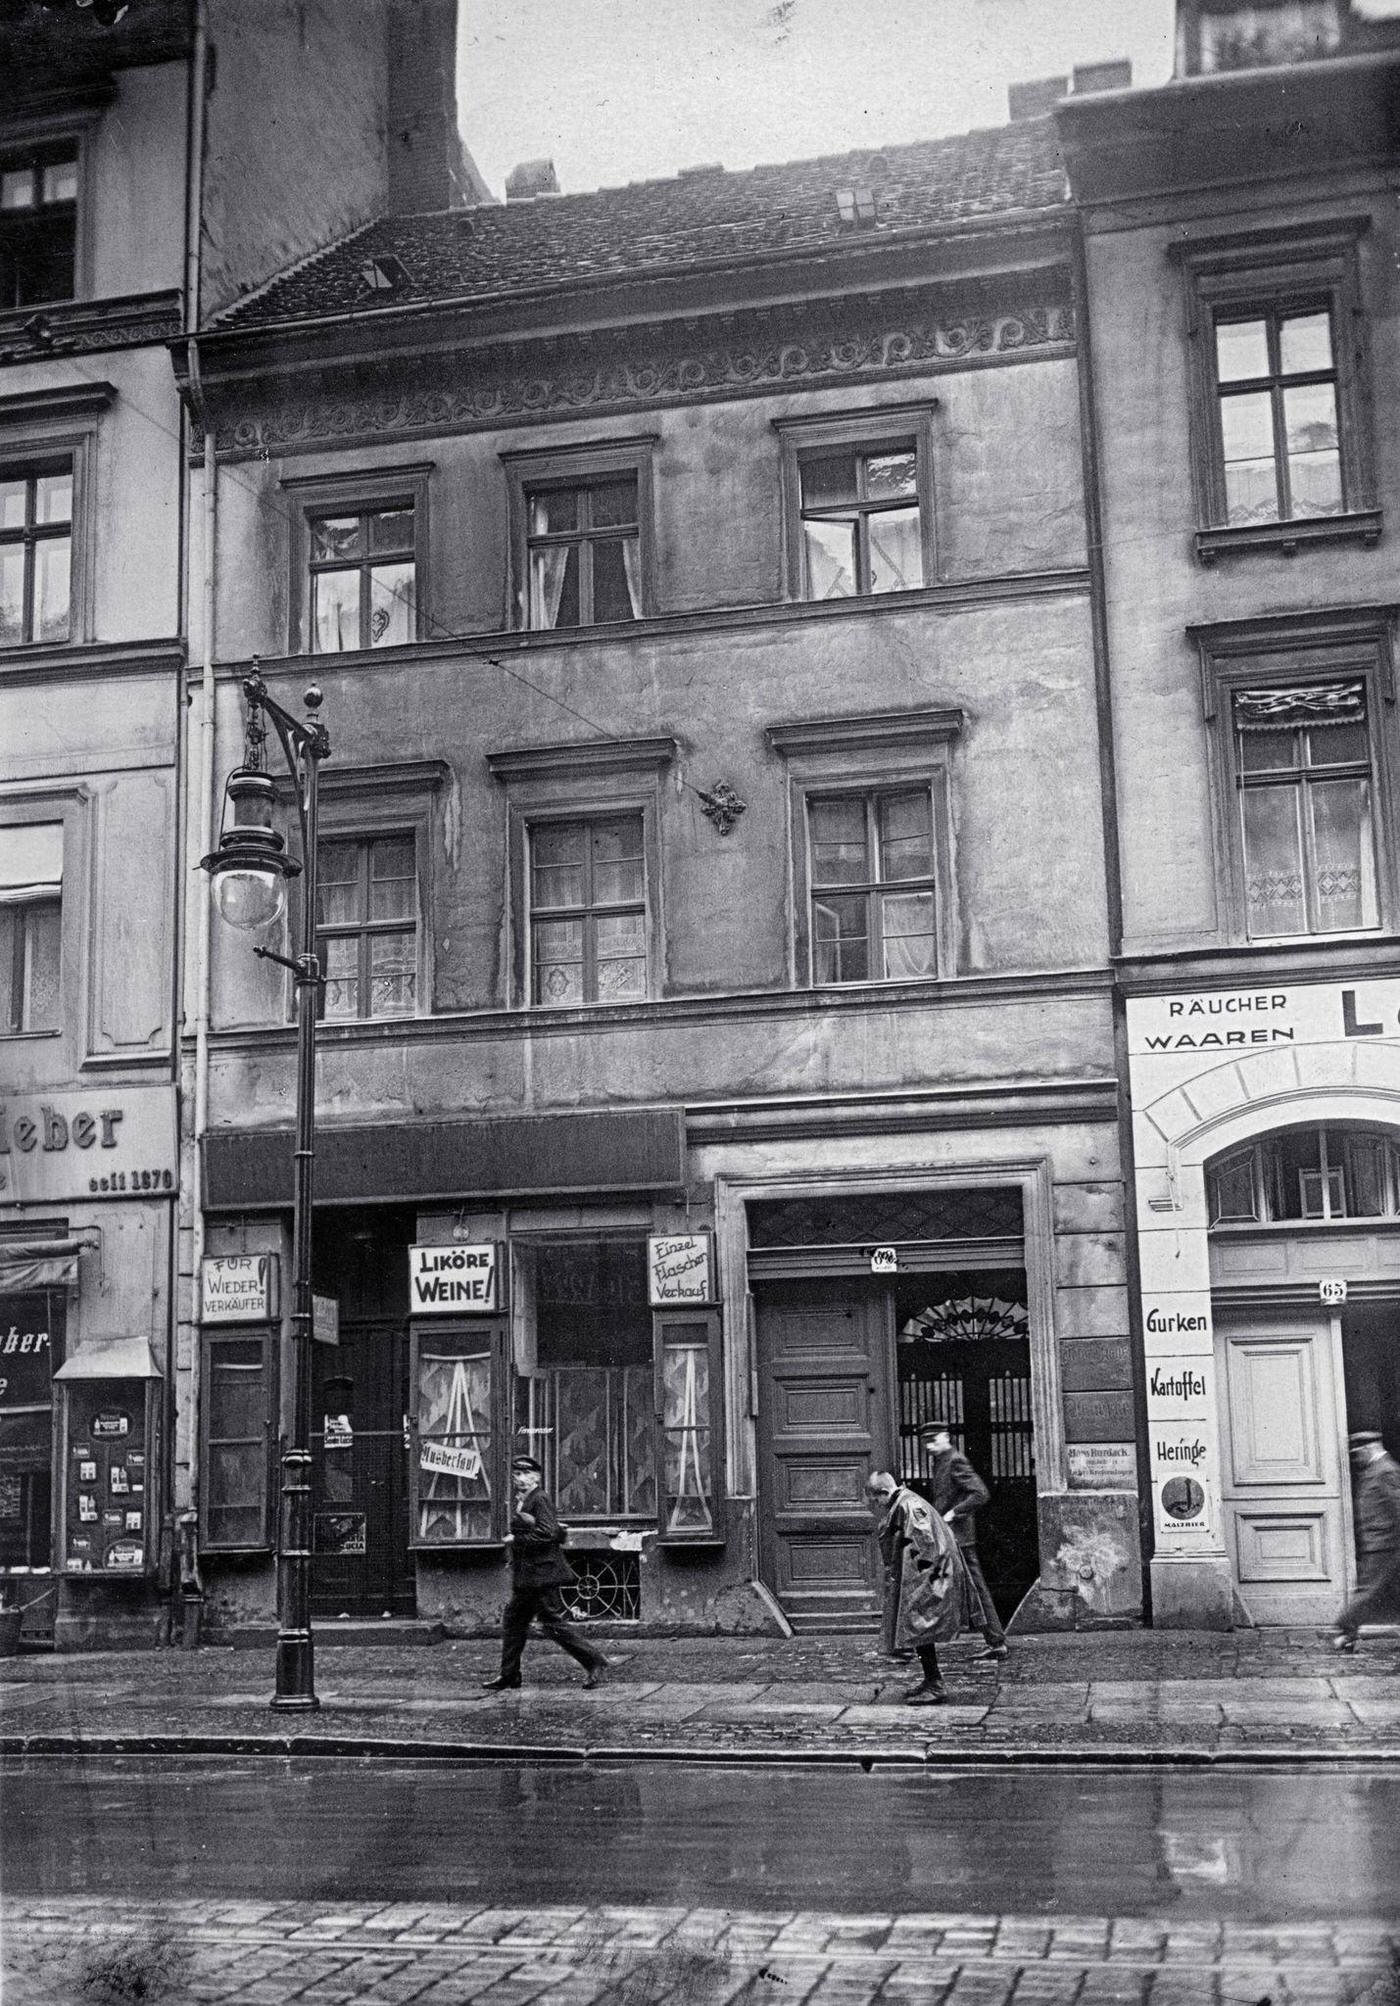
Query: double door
[[1215, 1309, 1351, 1625]]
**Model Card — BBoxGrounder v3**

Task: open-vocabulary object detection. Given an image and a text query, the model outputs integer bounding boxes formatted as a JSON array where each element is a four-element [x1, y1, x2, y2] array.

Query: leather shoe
[[972, 1645, 1008, 1663], [904, 1684, 948, 1706], [582, 1657, 610, 1689], [479, 1676, 520, 1692], [1331, 1633, 1357, 1654]]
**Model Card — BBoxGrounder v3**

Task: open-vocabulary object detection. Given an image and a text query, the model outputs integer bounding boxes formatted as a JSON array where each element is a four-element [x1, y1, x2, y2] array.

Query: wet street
[[3, 1756, 1399, 2002]]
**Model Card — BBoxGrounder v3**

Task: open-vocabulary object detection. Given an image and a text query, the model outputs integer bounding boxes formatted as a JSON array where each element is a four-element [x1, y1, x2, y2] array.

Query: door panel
[[311, 1320, 414, 1619], [755, 1281, 889, 1627], [1216, 1311, 1346, 1625]]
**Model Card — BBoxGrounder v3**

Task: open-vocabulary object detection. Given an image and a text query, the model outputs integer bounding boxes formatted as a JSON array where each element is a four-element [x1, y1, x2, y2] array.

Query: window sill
[[410, 1539, 507, 1558], [657, 1533, 727, 1551], [1196, 510, 1382, 565]]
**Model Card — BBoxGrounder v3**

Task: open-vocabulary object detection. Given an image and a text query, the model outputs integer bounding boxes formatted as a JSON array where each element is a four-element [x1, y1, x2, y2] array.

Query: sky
[[456, 0, 1400, 199]]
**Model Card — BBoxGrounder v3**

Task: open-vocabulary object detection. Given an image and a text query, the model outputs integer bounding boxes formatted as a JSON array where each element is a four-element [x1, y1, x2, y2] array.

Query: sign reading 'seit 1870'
[[0, 1089, 178, 1204]]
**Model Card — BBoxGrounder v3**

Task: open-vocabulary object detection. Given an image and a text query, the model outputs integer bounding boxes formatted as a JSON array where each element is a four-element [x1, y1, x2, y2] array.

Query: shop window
[[502, 437, 655, 632], [528, 814, 647, 1006], [0, 460, 72, 646], [282, 464, 431, 655], [0, 1288, 62, 1570], [410, 1323, 506, 1547], [199, 1332, 275, 1553], [0, 142, 78, 308], [1175, 223, 1378, 561], [1208, 1126, 1400, 1225], [0, 822, 61, 1034], [775, 405, 937, 602], [316, 831, 419, 1021], [656, 1311, 721, 1539]]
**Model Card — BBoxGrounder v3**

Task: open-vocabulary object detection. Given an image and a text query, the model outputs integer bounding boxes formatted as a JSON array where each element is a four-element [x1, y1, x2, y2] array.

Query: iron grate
[[562, 1550, 640, 1622], [747, 1187, 1023, 1249]]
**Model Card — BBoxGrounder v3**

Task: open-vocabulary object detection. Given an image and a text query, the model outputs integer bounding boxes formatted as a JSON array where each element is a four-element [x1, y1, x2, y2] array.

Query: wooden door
[[755, 1280, 891, 1629], [311, 1321, 414, 1618], [1216, 1309, 1348, 1625]]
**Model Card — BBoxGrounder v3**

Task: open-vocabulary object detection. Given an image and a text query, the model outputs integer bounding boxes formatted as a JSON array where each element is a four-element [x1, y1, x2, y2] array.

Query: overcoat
[[878, 1485, 972, 1651], [508, 1487, 577, 1591]]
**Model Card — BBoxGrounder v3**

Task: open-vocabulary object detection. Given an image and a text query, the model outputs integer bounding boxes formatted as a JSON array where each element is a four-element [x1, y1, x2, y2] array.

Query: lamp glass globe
[[215, 865, 286, 932]]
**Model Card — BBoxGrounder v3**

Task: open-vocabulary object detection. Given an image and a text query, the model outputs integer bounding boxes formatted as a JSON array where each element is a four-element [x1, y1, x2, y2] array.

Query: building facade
[[1061, 0, 1400, 1628], [184, 107, 1145, 1642]]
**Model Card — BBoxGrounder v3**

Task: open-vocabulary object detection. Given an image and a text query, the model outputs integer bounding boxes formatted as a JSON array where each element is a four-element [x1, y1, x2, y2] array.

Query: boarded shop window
[[528, 815, 647, 1006], [1233, 682, 1377, 938], [0, 1288, 61, 1569], [0, 462, 72, 647], [0, 822, 61, 1034], [199, 1332, 275, 1552], [0, 143, 77, 308]]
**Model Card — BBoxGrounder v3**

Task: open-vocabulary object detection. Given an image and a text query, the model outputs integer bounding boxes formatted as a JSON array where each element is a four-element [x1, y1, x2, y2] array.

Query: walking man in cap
[[480, 1455, 609, 1691], [1334, 1431, 1400, 1653], [918, 1424, 1008, 1663]]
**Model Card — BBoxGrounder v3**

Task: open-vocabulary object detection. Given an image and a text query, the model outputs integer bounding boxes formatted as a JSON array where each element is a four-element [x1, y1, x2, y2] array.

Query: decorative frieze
[[215, 292, 1076, 460]]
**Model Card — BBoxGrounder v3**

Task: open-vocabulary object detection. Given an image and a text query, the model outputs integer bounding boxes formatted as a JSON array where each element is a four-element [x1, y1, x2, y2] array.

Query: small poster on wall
[[647, 1234, 714, 1307]]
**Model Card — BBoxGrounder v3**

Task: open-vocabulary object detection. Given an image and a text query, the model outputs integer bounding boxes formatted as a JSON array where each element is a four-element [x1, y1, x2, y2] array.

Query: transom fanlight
[[899, 1295, 1030, 1344]]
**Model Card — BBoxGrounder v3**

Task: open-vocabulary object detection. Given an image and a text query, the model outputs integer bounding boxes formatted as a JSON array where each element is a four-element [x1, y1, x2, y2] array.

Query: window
[[0, 1289, 62, 1571], [308, 504, 415, 652], [775, 406, 937, 602], [199, 1333, 275, 1552], [656, 1312, 721, 1539], [316, 832, 418, 1021], [529, 814, 647, 1006], [1209, 1127, 1400, 1226], [1234, 682, 1378, 938], [1176, 224, 1377, 560], [410, 1323, 507, 1546], [502, 438, 655, 632], [526, 476, 641, 629], [0, 143, 78, 308], [0, 822, 61, 1034], [0, 461, 71, 645], [807, 788, 940, 982]]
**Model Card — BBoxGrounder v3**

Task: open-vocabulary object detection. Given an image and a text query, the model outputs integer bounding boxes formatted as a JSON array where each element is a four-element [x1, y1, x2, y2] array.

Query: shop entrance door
[[310, 1320, 414, 1619], [755, 1280, 891, 1630], [1216, 1308, 1349, 1625]]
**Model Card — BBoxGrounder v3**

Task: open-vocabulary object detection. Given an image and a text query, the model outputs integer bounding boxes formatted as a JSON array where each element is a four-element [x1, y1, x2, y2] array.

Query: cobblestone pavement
[[4, 1897, 1398, 2006], [2, 1628, 1398, 1758]]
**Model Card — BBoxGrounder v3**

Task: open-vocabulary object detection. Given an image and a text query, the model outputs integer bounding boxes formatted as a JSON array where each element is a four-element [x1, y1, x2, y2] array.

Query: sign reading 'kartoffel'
[[409, 1244, 499, 1314]]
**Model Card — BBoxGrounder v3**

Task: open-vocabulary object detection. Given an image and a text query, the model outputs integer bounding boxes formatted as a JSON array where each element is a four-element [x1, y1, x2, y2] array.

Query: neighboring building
[[1060, 0, 1400, 1628], [183, 96, 1147, 1643], [0, 0, 475, 1650]]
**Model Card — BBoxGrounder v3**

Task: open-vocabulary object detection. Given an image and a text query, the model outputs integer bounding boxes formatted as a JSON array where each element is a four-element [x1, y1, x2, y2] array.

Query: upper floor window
[[527, 476, 640, 629], [1176, 223, 1377, 561], [1234, 681, 1377, 938], [316, 832, 418, 1021], [0, 822, 62, 1035], [808, 787, 939, 982], [1210, 1126, 1400, 1226], [0, 460, 71, 646], [308, 504, 415, 652], [775, 405, 937, 603], [0, 143, 77, 308], [529, 814, 646, 1006]]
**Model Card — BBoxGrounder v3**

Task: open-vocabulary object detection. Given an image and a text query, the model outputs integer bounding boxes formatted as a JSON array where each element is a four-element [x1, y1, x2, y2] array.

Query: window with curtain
[[307, 503, 416, 651], [0, 461, 72, 647], [0, 142, 78, 308], [797, 444, 923, 599], [529, 814, 647, 1005], [1214, 306, 1343, 526], [0, 823, 61, 1034], [526, 476, 641, 629], [315, 832, 418, 1020], [200, 1333, 274, 1551], [807, 787, 940, 983], [1233, 682, 1378, 938]]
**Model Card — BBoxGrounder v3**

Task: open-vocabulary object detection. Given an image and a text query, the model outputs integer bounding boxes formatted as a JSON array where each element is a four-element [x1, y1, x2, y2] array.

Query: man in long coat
[[480, 1455, 609, 1691], [867, 1470, 972, 1705], [1335, 1431, 1400, 1653], [919, 1423, 1008, 1662]]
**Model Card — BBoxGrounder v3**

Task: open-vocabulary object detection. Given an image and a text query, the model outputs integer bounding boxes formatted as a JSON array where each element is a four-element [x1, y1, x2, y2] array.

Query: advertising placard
[[1066, 1443, 1138, 1491], [0, 1087, 177, 1205], [409, 1244, 499, 1315], [646, 1233, 713, 1307], [201, 1255, 278, 1325], [1149, 1424, 1217, 1545]]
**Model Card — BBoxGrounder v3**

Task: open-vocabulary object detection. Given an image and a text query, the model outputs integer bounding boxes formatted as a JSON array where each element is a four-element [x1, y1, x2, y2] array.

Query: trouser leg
[[962, 1545, 1006, 1646], [1338, 1554, 1400, 1637], [916, 1643, 943, 1688], [498, 1587, 535, 1682], [536, 1588, 606, 1670]]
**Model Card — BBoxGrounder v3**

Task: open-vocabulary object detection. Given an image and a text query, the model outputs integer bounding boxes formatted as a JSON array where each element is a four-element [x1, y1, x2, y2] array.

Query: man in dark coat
[[919, 1424, 1007, 1661], [480, 1456, 609, 1691], [1334, 1431, 1400, 1653]]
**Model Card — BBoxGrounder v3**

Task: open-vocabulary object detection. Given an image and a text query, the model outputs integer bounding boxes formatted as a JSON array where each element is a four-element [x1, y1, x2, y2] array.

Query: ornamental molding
[[212, 291, 1076, 461], [0, 290, 183, 369]]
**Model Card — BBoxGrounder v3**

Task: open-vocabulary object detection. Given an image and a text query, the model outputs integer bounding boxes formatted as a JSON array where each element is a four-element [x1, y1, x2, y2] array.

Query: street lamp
[[201, 670, 329, 1711]]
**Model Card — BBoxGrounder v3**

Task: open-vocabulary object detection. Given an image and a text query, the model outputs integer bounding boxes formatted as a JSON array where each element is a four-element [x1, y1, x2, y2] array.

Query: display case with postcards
[[53, 1340, 162, 1576]]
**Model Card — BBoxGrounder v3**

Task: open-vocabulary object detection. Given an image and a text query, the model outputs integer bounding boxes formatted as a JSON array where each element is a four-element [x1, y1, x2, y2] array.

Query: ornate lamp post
[[201, 670, 329, 1710]]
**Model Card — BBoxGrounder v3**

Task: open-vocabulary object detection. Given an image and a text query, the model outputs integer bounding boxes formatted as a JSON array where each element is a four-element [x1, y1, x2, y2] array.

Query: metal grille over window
[[0, 463, 72, 647], [562, 1550, 641, 1622], [308, 504, 415, 651], [1215, 306, 1342, 526], [1233, 680, 1376, 938], [748, 1186, 1024, 1248], [0, 822, 62, 1035]]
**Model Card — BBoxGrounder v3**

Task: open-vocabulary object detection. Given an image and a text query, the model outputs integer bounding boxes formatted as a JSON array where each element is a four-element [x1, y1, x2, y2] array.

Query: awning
[[54, 1337, 162, 1381], [0, 1238, 88, 1293]]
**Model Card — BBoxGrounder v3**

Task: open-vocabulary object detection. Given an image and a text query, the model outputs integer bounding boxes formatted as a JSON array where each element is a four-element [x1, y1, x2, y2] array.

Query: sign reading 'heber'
[[409, 1244, 499, 1314], [0, 1089, 177, 1204]]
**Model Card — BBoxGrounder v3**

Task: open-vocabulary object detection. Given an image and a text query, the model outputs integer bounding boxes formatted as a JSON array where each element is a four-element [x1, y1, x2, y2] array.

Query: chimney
[[1071, 58, 1133, 93], [1007, 75, 1069, 120], [387, 0, 493, 210], [506, 158, 561, 201]]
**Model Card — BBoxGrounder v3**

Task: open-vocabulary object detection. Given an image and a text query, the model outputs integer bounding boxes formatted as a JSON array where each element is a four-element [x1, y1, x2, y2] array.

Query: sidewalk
[[3, 1626, 1399, 1763]]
